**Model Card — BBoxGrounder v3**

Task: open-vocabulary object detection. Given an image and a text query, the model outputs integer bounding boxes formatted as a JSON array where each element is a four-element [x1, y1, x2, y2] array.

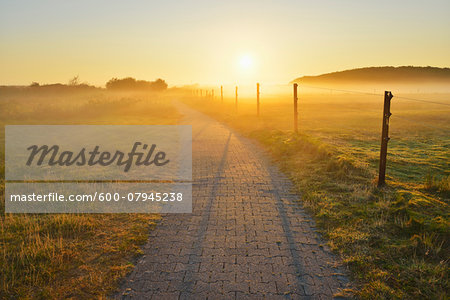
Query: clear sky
[[1, 0, 449, 86]]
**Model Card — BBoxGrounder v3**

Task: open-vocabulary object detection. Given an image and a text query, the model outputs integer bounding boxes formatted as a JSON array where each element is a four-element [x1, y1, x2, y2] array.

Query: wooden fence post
[[293, 83, 298, 133], [221, 85, 223, 103], [256, 83, 260, 117], [211, 89, 214, 100], [378, 91, 393, 187], [235, 86, 238, 112]]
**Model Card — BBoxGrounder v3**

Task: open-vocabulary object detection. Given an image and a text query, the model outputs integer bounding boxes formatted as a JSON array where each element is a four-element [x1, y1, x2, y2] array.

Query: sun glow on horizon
[[239, 55, 253, 71], [1, 1, 449, 85], [233, 53, 259, 85]]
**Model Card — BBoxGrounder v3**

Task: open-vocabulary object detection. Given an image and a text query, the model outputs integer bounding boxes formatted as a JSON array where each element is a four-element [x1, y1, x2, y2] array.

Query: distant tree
[[106, 77, 136, 89], [68, 76, 80, 86], [30, 82, 40, 87], [106, 77, 168, 91], [151, 78, 168, 90]]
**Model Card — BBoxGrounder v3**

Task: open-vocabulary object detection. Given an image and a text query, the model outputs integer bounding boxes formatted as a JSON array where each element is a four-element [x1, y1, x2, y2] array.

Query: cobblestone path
[[118, 103, 350, 299]]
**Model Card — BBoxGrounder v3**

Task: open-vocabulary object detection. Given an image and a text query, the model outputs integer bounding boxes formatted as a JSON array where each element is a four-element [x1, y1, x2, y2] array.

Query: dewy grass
[[0, 90, 179, 298], [424, 174, 450, 198], [0, 212, 160, 298], [183, 95, 449, 299], [253, 131, 448, 299]]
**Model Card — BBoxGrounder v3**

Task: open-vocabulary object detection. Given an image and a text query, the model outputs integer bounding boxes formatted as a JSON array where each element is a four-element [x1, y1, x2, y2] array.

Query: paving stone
[[116, 103, 350, 299]]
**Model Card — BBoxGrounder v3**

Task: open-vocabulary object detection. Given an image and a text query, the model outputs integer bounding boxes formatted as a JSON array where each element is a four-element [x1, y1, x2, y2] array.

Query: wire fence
[[297, 84, 450, 130], [191, 83, 450, 186]]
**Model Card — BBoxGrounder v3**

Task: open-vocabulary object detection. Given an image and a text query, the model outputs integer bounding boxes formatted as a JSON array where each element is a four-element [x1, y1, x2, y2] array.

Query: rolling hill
[[292, 66, 450, 84]]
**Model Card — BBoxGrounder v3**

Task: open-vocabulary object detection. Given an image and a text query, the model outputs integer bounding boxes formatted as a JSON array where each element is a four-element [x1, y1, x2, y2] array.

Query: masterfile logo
[[6, 125, 191, 181], [5, 125, 192, 213], [25, 142, 170, 172]]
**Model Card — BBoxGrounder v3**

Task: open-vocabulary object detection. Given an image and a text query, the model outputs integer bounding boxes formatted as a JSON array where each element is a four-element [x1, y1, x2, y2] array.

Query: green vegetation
[[0, 90, 179, 298], [183, 92, 449, 299], [0, 212, 160, 298], [106, 77, 168, 91]]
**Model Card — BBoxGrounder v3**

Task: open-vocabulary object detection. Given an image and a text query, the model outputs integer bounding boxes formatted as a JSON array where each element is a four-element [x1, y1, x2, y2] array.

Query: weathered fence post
[[211, 89, 214, 100], [221, 85, 223, 103], [378, 91, 394, 187], [256, 83, 260, 117], [235, 86, 238, 112], [293, 83, 298, 133]]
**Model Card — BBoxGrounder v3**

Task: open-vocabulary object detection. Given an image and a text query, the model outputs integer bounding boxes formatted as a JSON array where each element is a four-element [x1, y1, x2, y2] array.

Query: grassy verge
[[0, 90, 178, 298], [0, 212, 160, 298], [183, 96, 449, 299]]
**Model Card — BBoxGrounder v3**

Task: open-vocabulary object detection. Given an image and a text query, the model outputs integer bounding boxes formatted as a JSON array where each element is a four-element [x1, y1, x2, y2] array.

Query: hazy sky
[[1, 0, 449, 86]]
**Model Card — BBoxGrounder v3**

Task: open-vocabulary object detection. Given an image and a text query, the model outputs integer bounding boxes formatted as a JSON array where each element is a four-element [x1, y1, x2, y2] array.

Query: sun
[[239, 55, 253, 70]]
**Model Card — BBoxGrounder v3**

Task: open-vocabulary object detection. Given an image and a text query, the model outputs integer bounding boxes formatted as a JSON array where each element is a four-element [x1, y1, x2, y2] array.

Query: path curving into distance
[[117, 102, 350, 299]]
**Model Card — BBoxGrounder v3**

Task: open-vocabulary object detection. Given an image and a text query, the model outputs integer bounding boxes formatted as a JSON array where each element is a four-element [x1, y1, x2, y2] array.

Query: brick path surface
[[118, 103, 350, 299]]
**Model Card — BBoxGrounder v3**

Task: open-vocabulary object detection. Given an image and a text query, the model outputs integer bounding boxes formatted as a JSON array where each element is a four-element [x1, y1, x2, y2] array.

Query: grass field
[[0, 89, 178, 298], [197, 88, 449, 186], [183, 89, 449, 299], [1, 86, 448, 298]]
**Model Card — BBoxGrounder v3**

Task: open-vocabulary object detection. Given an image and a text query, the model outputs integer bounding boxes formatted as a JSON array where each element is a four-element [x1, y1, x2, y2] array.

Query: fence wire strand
[[391, 114, 450, 132], [300, 84, 382, 96], [394, 95, 450, 107], [298, 84, 450, 107], [202, 83, 450, 134]]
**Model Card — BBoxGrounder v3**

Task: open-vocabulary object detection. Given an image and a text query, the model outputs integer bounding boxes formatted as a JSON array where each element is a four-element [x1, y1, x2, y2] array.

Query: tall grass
[[183, 92, 449, 299], [0, 90, 178, 298]]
